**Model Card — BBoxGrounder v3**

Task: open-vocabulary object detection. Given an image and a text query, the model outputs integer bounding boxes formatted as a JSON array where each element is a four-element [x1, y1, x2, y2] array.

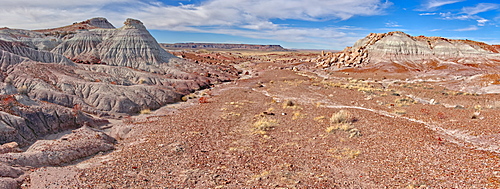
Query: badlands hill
[[0, 17, 237, 146], [0, 17, 238, 188], [316, 31, 500, 70], [313, 31, 500, 93]]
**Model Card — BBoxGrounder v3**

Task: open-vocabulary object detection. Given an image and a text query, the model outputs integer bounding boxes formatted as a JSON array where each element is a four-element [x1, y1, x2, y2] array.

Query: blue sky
[[1, 0, 500, 49]]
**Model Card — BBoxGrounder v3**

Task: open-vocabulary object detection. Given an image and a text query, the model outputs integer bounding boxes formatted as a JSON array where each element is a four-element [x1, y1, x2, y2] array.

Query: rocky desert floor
[[21, 50, 500, 188]]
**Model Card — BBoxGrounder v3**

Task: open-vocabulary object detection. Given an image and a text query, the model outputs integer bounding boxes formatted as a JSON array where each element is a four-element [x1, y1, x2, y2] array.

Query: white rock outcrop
[[0, 17, 238, 146], [316, 31, 500, 69]]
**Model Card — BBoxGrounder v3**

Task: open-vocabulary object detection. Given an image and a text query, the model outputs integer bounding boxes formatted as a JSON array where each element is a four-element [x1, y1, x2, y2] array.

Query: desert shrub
[[393, 109, 407, 115], [314, 116, 327, 122], [18, 85, 28, 95], [181, 94, 197, 101], [253, 118, 278, 135], [282, 99, 295, 108], [140, 109, 151, 114], [330, 110, 355, 124], [326, 123, 353, 132], [329, 148, 361, 159], [292, 111, 305, 120], [394, 98, 415, 106], [327, 110, 360, 138]]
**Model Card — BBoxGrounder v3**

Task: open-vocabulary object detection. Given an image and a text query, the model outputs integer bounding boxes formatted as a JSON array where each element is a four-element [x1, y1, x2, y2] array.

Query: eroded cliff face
[[0, 18, 238, 146], [0, 17, 236, 187], [316, 31, 500, 70]]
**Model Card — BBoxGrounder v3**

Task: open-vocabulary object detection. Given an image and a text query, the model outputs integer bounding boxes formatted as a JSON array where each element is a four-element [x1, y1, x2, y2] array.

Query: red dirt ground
[[23, 51, 500, 188]]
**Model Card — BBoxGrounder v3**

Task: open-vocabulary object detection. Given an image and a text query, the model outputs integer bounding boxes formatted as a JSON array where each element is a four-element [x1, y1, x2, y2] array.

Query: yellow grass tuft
[[253, 118, 278, 134], [330, 110, 355, 124], [314, 116, 327, 122], [329, 148, 361, 159], [292, 111, 305, 120], [327, 110, 361, 137], [394, 98, 415, 106], [325, 123, 353, 133], [282, 99, 296, 109], [139, 109, 151, 114], [393, 109, 407, 115]]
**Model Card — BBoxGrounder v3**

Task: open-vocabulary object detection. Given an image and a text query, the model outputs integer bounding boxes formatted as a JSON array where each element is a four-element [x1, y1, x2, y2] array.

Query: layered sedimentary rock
[[316, 31, 500, 70], [0, 17, 238, 146], [0, 17, 239, 187], [0, 126, 115, 167]]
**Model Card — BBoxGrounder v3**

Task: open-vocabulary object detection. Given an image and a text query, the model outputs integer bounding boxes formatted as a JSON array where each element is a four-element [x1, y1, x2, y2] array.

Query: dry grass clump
[[326, 123, 353, 133], [313, 116, 327, 122], [292, 111, 305, 120], [139, 109, 152, 114], [282, 99, 299, 109], [326, 110, 360, 138], [18, 85, 28, 95], [329, 148, 361, 159], [253, 118, 278, 134], [393, 109, 407, 115], [330, 110, 355, 124], [181, 93, 197, 101], [394, 98, 415, 106]]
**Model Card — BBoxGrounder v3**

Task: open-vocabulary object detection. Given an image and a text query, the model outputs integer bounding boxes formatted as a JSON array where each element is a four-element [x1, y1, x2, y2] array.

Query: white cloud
[[477, 18, 489, 26], [454, 25, 479, 31], [0, 0, 392, 29], [419, 13, 437, 16], [427, 3, 499, 27], [0, 0, 133, 7], [419, 0, 464, 11], [385, 21, 402, 27], [128, 0, 393, 30], [0, 0, 135, 29], [461, 3, 499, 15], [0, 0, 392, 49]]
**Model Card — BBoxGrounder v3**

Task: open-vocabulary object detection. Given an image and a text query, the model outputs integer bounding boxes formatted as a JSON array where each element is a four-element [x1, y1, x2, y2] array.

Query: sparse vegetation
[[326, 123, 352, 133], [282, 99, 299, 109], [18, 85, 28, 95], [330, 110, 355, 124], [314, 116, 327, 122], [394, 98, 415, 106], [138, 78, 147, 84], [140, 109, 152, 114], [182, 93, 198, 101], [393, 109, 407, 115], [329, 148, 362, 159], [327, 110, 361, 138], [253, 118, 278, 134], [292, 111, 305, 120]]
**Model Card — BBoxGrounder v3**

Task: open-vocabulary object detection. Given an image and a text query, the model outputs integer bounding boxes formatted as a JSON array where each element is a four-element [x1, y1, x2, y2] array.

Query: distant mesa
[[315, 31, 500, 72], [161, 43, 289, 51], [34, 17, 116, 32]]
